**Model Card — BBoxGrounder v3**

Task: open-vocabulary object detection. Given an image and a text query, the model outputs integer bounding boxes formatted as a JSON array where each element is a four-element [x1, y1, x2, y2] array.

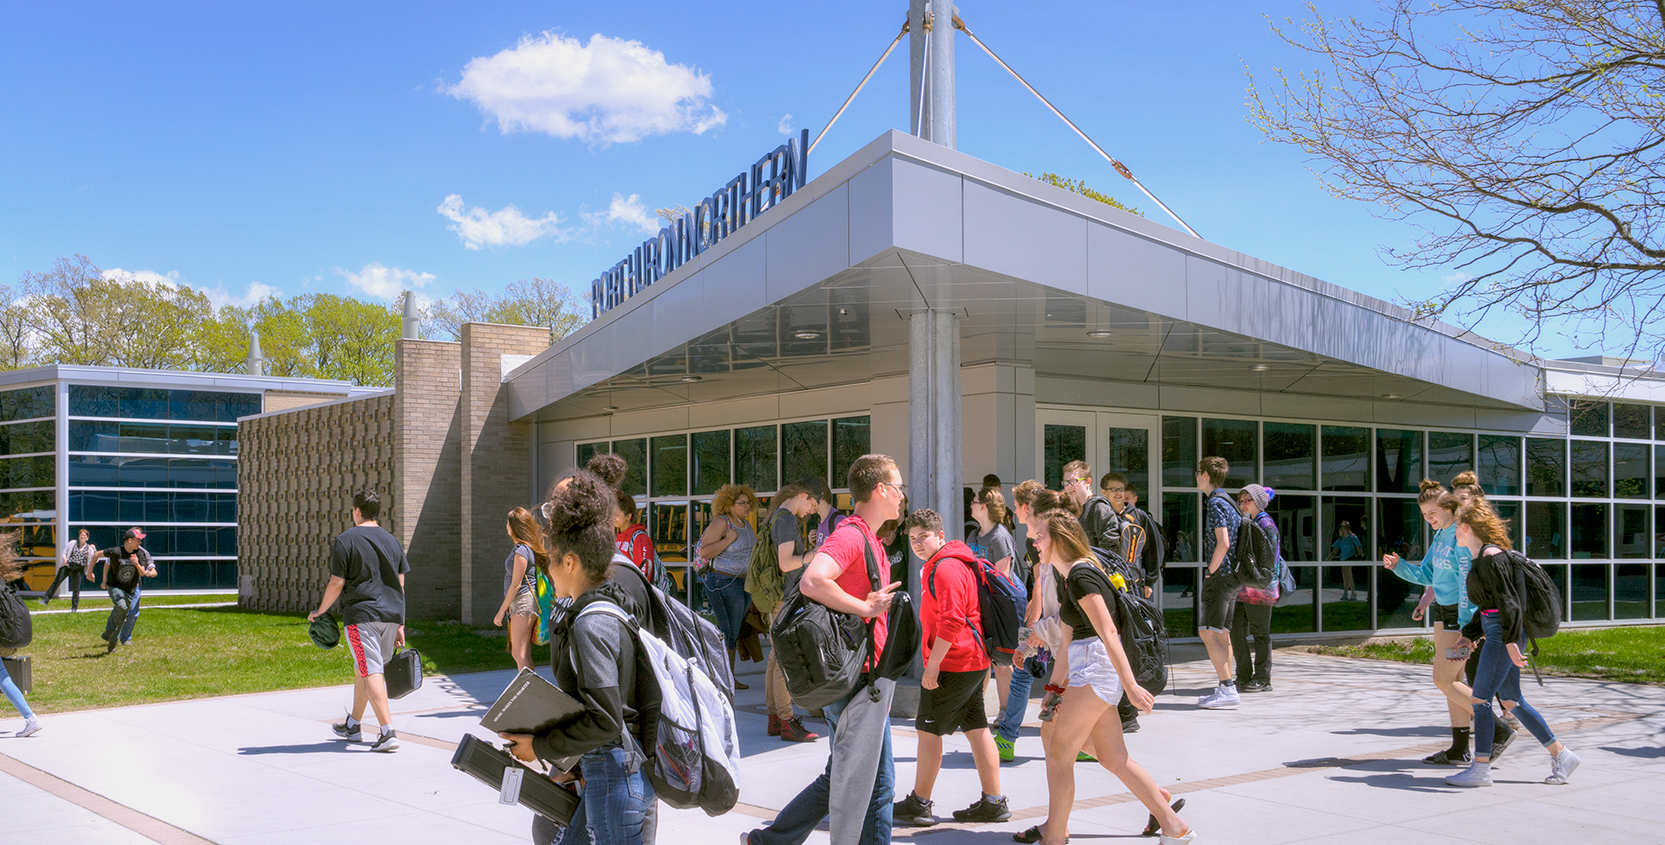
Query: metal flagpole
[[810, 20, 910, 155]]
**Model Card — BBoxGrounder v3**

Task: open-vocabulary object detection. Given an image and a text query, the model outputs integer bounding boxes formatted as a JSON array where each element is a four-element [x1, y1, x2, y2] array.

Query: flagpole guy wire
[[952, 14, 1202, 239], [810, 19, 910, 155]]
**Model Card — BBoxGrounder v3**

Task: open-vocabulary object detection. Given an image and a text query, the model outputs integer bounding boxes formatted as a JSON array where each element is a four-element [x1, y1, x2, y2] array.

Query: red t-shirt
[[921, 541, 990, 672], [816, 514, 888, 667], [616, 525, 655, 578]]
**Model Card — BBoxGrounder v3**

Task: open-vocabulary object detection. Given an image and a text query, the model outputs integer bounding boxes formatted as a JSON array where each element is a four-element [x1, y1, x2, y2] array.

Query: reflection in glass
[[1478, 435, 1522, 496], [1320, 565, 1372, 631], [1526, 438, 1566, 497], [1526, 501, 1567, 559], [1263, 422, 1316, 491], [1162, 416, 1198, 490], [1161, 567, 1196, 639], [1105, 427, 1150, 501], [1045, 424, 1087, 491], [1428, 432, 1473, 485], [1492, 500, 1523, 552], [1570, 503, 1608, 559], [1614, 403, 1652, 439], [782, 421, 829, 488], [1615, 505, 1649, 559], [736, 426, 778, 493], [1271, 566, 1318, 633], [1322, 496, 1372, 565], [1568, 399, 1609, 437], [691, 430, 731, 496], [1321, 426, 1370, 491], [612, 439, 648, 497], [1267, 494, 1317, 562], [1161, 492, 1199, 564], [1, 385, 55, 419], [1376, 429, 1423, 494], [650, 434, 688, 498], [1614, 443, 1649, 499], [1376, 498, 1424, 630], [576, 442, 601, 469], [1202, 418, 1256, 488], [1615, 564, 1650, 619], [831, 416, 870, 488], [1570, 564, 1610, 621], [1570, 440, 1609, 498], [0, 421, 54, 456]]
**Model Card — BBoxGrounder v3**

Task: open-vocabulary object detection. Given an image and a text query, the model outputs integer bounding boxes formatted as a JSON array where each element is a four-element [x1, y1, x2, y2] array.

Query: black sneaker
[[1422, 748, 1472, 766], [332, 720, 363, 742], [1121, 717, 1141, 733], [369, 730, 400, 752], [1490, 725, 1517, 765], [1240, 680, 1265, 693], [893, 792, 937, 827], [953, 795, 1012, 824]]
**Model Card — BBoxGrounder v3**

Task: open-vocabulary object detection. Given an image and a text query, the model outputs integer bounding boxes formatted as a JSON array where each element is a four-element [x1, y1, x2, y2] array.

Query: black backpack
[[0, 579, 32, 651], [1232, 517, 1278, 591], [927, 553, 1025, 666], [1087, 545, 1141, 591], [1503, 549, 1562, 646], [1110, 580, 1168, 696], [771, 522, 881, 710], [1119, 507, 1168, 585]]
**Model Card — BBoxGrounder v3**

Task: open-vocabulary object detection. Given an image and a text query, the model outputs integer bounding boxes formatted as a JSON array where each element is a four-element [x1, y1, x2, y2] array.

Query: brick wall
[[396, 339, 463, 620], [459, 323, 550, 625], [238, 393, 397, 613]]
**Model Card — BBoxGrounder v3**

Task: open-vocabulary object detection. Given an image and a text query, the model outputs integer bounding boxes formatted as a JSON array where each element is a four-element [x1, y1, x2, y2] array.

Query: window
[[1492, 500, 1523, 552], [650, 434, 688, 498], [1321, 426, 1371, 491], [1263, 422, 1316, 491], [1375, 429, 1423, 494], [1526, 501, 1566, 559], [1478, 435, 1522, 496], [1570, 564, 1609, 621], [1570, 440, 1609, 498], [1614, 404, 1651, 439], [0, 421, 53, 456], [67, 456, 237, 489], [1570, 503, 1608, 559], [1105, 427, 1150, 501], [1614, 443, 1649, 499], [0, 385, 54, 420], [613, 439, 647, 496], [1267, 494, 1317, 562], [1201, 418, 1257, 488], [1615, 564, 1649, 619], [736, 426, 777, 493], [1616, 504, 1650, 559], [831, 416, 870, 488], [0, 456, 53, 489], [68, 421, 236, 455], [68, 386, 260, 422], [1568, 399, 1609, 437], [1161, 417, 1198, 489], [1321, 497, 1372, 563], [1161, 492, 1199, 563], [1045, 424, 1087, 491], [691, 430, 731, 496], [1428, 432, 1473, 484], [1526, 438, 1566, 497], [576, 442, 601, 468], [782, 420, 829, 487]]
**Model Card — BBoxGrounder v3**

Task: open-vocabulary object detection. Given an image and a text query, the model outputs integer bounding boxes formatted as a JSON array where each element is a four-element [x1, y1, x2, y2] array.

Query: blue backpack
[[929, 554, 1026, 666]]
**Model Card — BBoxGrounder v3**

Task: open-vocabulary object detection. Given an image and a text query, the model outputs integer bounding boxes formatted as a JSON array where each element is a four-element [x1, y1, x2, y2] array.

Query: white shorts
[[1067, 637, 1124, 705]]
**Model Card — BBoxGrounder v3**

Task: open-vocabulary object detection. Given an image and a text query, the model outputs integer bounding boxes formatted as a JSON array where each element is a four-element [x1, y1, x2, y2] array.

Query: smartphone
[[1446, 646, 1471, 660]]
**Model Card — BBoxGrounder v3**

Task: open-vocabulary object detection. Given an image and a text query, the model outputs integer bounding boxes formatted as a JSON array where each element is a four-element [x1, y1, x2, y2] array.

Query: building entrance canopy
[[507, 130, 1540, 424]]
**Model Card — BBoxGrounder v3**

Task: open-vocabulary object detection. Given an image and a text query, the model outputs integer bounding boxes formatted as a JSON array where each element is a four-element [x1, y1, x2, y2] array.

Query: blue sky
[[0, 1, 1584, 356]]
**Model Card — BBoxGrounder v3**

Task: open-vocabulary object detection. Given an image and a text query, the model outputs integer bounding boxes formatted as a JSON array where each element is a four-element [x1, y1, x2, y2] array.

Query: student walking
[[1018, 508, 1191, 845], [614, 490, 659, 583], [1231, 485, 1281, 692], [969, 488, 1029, 746], [501, 472, 656, 845], [93, 528, 155, 651], [758, 483, 820, 743], [699, 484, 757, 689], [1, 536, 40, 737], [1195, 458, 1243, 709], [893, 508, 1010, 827], [43, 528, 95, 610], [742, 454, 906, 845], [308, 490, 410, 753], [493, 507, 546, 673], [1063, 461, 1120, 553], [1445, 499, 1579, 788]]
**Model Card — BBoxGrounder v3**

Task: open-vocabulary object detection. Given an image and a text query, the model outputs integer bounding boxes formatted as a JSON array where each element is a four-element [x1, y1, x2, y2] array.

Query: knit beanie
[[1242, 483, 1274, 510]]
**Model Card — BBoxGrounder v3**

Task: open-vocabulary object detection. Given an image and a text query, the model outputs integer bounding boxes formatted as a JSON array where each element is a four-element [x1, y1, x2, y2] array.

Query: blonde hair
[[1455, 499, 1513, 551], [1451, 471, 1484, 500], [712, 483, 758, 517], [1037, 509, 1093, 565]]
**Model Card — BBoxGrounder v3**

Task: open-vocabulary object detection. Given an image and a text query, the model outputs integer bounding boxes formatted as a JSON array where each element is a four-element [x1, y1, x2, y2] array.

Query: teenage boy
[[744, 454, 905, 845], [1195, 457, 1243, 709], [1096, 472, 1146, 734], [892, 509, 1010, 827], [309, 490, 410, 752], [1063, 460, 1119, 552], [95, 528, 155, 651]]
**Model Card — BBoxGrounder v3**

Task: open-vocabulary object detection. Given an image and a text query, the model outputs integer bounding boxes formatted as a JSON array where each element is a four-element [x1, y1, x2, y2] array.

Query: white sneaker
[[1198, 686, 1241, 709], [16, 720, 40, 738], [1158, 827, 1197, 845], [1545, 749, 1580, 785], [1444, 761, 1493, 788]]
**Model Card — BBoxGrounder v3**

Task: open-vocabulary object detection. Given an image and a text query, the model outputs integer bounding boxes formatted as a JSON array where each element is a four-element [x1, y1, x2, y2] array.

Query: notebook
[[480, 668, 586, 736]]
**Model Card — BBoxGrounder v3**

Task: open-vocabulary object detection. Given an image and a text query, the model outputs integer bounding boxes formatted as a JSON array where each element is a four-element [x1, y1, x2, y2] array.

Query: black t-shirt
[[100, 545, 149, 592], [329, 524, 411, 625], [770, 508, 805, 559], [1056, 561, 1116, 642]]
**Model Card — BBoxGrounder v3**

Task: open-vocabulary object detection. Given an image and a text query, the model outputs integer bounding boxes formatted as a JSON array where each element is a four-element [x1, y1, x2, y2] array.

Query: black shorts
[[1199, 570, 1240, 631], [917, 668, 990, 736], [1431, 602, 1461, 630]]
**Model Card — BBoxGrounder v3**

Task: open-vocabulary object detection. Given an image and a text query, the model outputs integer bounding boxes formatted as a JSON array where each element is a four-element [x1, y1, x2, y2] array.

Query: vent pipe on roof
[[247, 330, 265, 376], [908, 0, 955, 149], [402, 291, 420, 340]]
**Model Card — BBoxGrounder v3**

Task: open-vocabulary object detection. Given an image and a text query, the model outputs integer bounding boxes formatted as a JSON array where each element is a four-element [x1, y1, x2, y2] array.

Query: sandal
[[1013, 826, 1067, 844], [1141, 798, 1186, 837]]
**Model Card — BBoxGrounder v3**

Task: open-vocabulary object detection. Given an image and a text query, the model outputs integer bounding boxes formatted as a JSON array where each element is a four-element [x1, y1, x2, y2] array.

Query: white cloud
[[437, 194, 569, 250], [778, 113, 793, 135], [335, 263, 435, 301], [196, 281, 279, 309], [444, 31, 727, 145], [583, 193, 660, 235], [104, 268, 276, 309], [102, 268, 182, 290]]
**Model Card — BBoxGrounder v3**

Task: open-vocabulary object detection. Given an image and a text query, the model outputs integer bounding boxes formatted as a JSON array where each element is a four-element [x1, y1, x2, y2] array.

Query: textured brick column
[[395, 339, 463, 620], [459, 324, 550, 625]]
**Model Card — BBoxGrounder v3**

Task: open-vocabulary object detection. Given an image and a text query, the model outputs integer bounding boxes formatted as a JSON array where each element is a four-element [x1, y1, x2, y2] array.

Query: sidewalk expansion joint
[[0, 751, 217, 845]]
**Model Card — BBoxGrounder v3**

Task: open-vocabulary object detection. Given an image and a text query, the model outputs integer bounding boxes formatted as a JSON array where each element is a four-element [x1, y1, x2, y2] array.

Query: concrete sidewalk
[[1, 648, 1660, 845]]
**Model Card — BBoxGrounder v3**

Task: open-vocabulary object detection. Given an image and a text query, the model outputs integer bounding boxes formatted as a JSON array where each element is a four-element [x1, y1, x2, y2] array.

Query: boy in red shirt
[[893, 509, 1010, 827]]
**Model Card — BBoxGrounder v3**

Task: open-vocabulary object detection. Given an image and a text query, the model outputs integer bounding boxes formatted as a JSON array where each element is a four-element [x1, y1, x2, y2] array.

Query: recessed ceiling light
[[602, 405, 619, 413], [681, 375, 702, 383], [794, 330, 822, 340], [1250, 363, 1269, 372], [1382, 393, 1403, 400], [1086, 330, 1114, 338]]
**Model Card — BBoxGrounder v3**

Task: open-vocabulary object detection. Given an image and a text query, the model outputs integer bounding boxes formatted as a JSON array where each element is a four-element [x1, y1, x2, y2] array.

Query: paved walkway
[[1, 647, 1660, 845]]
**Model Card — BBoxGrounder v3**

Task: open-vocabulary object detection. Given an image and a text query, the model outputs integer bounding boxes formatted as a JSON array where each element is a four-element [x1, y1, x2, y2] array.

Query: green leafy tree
[[426, 277, 584, 345], [1024, 173, 1142, 216], [244, 294, 398, 386], [25, 255, 216, 369], [0, 283, 34, 370]]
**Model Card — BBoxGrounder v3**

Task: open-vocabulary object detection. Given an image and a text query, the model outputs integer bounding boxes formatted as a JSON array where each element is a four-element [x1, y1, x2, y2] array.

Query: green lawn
[[36, 593, 239, 612], [8, 605, 536, 714], [1306, 626, 1665, 684]]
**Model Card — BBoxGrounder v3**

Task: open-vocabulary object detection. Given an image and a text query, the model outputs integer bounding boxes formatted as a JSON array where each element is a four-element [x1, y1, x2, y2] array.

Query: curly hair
[[712, 483, 758, 518], [1451, 470, 1485, 501], [902, 508, 944, 535], [543, 471, 617, 582], [976, 486, 1010, 529], [586, 453, 629, 490]]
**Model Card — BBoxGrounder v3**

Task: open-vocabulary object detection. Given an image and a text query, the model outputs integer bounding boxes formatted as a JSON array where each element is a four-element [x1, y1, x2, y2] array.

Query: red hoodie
[[921, 541, 990, 672]]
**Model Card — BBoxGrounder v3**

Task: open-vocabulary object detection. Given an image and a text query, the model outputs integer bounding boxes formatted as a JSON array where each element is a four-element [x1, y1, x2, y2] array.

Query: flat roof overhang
[[507, 130, 1542, 423]]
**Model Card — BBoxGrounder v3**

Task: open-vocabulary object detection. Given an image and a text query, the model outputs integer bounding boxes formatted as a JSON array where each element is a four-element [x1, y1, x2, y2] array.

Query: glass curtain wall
[[0, 385, 58, 586]]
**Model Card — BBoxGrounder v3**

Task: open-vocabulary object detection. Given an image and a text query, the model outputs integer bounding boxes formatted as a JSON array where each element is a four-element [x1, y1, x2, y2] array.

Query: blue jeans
[[702, 572, 750, 650], [0, 658, 32, 720], [995, 662, 1033, 743], [751, 686, 894, 845], [1472, 612, 1557, 758], [557, 744, 655, 845], [121, 583, 143, 643], [103, 586, 138, 643]]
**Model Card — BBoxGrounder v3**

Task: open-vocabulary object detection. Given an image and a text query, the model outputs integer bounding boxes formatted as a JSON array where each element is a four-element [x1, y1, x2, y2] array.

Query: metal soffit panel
[[528, 252, 1516, 423]]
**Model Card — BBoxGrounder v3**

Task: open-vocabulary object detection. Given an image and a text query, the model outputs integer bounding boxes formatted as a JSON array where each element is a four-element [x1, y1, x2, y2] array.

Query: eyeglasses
[[1105, 487, 1127, 494], [1067, 476, 1091, 485], [883, 481, 908, 494]]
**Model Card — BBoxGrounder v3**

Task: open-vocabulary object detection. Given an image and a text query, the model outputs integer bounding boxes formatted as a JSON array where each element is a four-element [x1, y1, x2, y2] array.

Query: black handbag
[[0, 581, 32, 651], [385, 648, 423, 699], [770, 525, 880, 710], [450, 733, 579, 826]]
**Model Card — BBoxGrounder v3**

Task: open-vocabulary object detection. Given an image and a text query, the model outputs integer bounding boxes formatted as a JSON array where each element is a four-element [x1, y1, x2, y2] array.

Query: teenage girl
[[1016, 509, 1190, 845], [0, 533, 40, 737], [502, 471, 656, 845], [494, 507, 548, 672], [699, 483, 757, 688], [971, 488, 1024, 720], [1449, 471, 1522, 738]]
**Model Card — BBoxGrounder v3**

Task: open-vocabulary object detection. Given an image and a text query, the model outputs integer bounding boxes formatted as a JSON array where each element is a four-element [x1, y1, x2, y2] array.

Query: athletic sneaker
[[892, 791, 937, 827], [369, 730, 400, 752], [1544, 749, 1581, 785], [1157, 828, 1196, 845], [1489, 725, 1518, 765], [1197, 685, 1240, 709], [16, 719, 40, 738], [952, 795, 1012, 823], [1122, 717, 1141, 733], [332, 720, 362, 742], [995, 734, 1015, 762], [1422, 749, 1472, 766], [1444, 761, 1493, 788]]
